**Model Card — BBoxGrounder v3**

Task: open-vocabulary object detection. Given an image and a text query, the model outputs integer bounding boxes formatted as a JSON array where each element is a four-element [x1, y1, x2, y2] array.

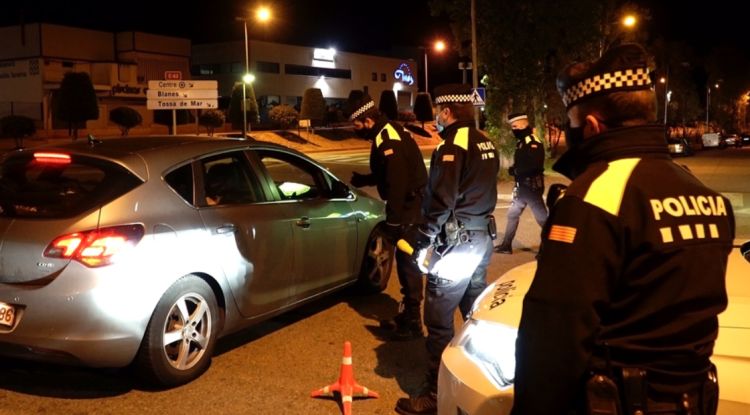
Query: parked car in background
[[739, 132, 750, 147], [0, 136, 393, 387], [723, 133, 742, 148], [438, 239, 750, 414], [702, 132, 724, 149], [667, 136, 693, 156]]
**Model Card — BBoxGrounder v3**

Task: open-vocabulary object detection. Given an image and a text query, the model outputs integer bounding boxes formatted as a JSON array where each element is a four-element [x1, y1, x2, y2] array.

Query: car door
[[196, 150, 296, 319], [250, 149, 359, 301]]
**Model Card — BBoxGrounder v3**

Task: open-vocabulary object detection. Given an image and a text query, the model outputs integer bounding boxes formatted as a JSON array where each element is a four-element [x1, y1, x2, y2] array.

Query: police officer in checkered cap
[[344, 91, 429, 340], [395, 83, 499, 415], [512, 44, 734, 414]]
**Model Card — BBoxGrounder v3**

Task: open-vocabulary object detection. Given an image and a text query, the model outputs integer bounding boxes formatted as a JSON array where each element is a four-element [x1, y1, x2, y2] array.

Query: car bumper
[[438, 344, 514, 415], [0, 261, 168, 368]]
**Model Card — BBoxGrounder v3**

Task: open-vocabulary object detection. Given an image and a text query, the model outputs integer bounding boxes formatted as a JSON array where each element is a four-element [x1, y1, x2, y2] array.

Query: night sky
[[2, 0, 748, 80]]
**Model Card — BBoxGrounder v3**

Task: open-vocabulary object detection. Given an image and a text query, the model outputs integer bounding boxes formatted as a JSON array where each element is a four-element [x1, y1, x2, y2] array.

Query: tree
[[109, 106, 142, 136], [199, 109, 225, 136], [300, 88, 327, 126], [53, 71, 99, 139], [0, 115, 36, 148], [153, 110, 194, 135], [413, 92, 434, 128], [379, 90, 398, 121], [268, 104, 299, 129], [228, 82, 259, 130]]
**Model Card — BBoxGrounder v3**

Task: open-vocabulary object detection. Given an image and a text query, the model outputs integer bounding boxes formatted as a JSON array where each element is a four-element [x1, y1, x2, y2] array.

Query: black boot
[[495, 242, 512, 254], [395, 382, 437, 415], [379, 305, 423, 340]]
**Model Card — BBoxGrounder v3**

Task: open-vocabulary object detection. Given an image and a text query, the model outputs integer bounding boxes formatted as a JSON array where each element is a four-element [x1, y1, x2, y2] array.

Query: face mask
[[564, 124, 585, 149], [435, 115, 445, 134], [512, 127, 532, 140], [354, 127, 371, 139]]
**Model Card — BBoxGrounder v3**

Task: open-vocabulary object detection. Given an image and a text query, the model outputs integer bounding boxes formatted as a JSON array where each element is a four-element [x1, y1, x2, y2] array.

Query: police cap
[[507, 113, 528, 123], [557, 43, 653, 109], [433, 83, 473, 105], [345, 91, 378, 121]]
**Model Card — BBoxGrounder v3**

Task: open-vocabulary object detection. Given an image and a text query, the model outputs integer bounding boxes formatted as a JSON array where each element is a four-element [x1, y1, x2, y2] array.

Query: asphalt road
[[1, 146, 748, 415]]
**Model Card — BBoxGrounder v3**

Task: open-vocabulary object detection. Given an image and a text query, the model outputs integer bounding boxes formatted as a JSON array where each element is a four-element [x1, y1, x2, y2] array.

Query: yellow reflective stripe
[[709, 224, 719, 238], [695, 224, 705, 239], [454, 127, 469, 150], [678, 224, 694, 240], [583, 158, 640, 216], [660, 227, 674, 243], [375, 123, 401, 147], [525, 136, 531, 144]]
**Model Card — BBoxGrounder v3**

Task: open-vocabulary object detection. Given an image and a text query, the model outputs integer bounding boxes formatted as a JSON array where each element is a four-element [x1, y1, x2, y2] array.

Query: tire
[[357, 223, 395, 294], [135, 275, 219, 387]]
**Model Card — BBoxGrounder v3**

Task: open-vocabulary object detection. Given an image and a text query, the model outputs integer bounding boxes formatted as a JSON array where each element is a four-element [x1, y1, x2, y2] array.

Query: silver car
[[0, 136, 393, 387]]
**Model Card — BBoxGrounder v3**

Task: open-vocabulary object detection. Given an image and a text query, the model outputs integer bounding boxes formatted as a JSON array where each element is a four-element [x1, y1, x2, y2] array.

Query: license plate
[[0, 301, 15, 327]]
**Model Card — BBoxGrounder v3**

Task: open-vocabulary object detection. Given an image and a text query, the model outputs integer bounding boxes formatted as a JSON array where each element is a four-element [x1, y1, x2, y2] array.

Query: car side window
[[164, 163, 194, 204], [200, 152, 261, 206], [254, 150, 332, 201]]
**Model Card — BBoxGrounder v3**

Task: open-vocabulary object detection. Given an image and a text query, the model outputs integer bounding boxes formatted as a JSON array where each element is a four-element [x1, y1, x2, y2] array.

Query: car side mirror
[[741, 241, 750, 262]]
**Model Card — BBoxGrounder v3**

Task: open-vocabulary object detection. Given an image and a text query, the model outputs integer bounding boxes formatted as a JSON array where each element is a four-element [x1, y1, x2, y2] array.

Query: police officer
[[396, 83, 499, 414], [495, 112, 548, 254], [512, 44, 734, 414], [346, 93, 429, 340]]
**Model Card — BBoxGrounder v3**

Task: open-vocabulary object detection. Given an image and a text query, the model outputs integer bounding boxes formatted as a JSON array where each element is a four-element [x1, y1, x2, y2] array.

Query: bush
[[228, 82, 259, 130], [199, 109, 225, 136], [268, 104, 299, 129], [378, 90, 398, 120], [53, 72, 100, 139], [414, 92, 434, 126], [1, 115, 36, 148], [397, 111, 416, 123], [300, 88, 327, 126], [109, 107, 142, 136]]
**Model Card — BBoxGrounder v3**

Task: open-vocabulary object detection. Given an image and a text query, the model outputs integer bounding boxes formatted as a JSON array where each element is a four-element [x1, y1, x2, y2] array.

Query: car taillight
[[44, 224, 145, 267], [33, 152, 71, 164]]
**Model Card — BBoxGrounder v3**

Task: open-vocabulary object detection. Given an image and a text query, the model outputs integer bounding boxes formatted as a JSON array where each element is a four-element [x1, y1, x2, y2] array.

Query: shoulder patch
[[383, 148, 394, 156], [548, 225, 577, 243], [583, 158, 640, 216], [442, 154, 455, 162]]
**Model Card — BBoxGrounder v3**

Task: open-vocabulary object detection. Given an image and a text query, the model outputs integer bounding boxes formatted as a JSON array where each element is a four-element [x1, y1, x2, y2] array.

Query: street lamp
[[421, 40, 445, 95], [600, 12, 638, 56], [237, 6, 272, 139]]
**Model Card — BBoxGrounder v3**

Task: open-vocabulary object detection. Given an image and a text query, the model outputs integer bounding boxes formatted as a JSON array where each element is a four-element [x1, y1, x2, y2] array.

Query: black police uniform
[[497, 131, 548, 253], [512, 125, 735, 414], [366, 119, 428, 323], [420, 119, 499, 389]]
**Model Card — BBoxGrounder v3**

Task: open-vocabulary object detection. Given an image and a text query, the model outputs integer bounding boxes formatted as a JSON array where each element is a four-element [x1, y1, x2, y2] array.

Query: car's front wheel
[[357, 224, 395, 293], [135, 275, 220, 387]]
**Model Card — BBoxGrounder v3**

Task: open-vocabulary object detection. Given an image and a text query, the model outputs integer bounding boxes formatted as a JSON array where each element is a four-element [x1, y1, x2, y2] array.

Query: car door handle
[[216, 224, 236, 234], [296, 217, 311, 228]]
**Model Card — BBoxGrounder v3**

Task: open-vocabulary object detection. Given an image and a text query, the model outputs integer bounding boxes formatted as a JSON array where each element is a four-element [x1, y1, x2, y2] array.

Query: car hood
[[470, 262, 536, 327]]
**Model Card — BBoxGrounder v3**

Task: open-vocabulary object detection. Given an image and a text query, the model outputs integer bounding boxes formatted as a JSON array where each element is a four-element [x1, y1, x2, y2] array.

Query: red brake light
[[33, 152, 71, 164], [44, 225, 145, 267]]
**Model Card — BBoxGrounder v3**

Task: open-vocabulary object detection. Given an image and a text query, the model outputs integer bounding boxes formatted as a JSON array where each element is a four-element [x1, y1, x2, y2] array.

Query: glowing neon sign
[[394, 63, 414, 85]]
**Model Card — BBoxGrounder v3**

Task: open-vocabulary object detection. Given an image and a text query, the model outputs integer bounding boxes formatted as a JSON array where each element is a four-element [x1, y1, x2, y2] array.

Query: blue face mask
[[435, 115, 445, 134]]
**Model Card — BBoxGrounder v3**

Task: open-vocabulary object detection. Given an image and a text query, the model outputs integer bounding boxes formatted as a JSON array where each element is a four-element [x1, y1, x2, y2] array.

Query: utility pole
[[470, 0, 480, 129]]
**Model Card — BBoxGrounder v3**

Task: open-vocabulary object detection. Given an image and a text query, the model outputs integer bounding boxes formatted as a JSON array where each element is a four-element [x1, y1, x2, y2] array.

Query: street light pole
[[470, 0, 479, 129], [424, 49, 429, 94], [705, 86, 711, 131], [242, 19, 249, 139]]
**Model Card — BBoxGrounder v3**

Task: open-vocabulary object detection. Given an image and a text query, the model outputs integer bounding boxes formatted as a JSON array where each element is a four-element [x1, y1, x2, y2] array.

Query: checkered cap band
[[349, 100, 375, 121], [435, 94, 473, 104], [562, 67, 651, 107]]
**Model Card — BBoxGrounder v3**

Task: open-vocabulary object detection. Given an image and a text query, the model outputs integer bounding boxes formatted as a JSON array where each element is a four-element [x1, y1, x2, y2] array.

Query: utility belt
[[586, 366, 718, 415], [440, 215, 496, 246], [515, 174, 544, 192]]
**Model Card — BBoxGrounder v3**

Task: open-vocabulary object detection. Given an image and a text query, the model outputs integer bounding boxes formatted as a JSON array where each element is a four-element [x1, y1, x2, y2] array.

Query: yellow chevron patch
[[548, 225, 577, 243]]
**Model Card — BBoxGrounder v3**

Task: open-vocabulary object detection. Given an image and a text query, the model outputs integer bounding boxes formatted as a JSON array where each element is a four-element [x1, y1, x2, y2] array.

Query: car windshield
[[0, 152, 142, 219]]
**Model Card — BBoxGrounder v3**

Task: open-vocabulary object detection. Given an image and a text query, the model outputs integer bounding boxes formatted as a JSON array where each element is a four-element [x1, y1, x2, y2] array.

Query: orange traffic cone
[[311, 341, 379, 415]]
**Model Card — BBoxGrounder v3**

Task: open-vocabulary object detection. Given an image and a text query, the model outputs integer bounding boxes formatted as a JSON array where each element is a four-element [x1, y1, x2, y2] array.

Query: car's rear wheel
[[357, 224, 395, 293], [135, 275, 219, 387]]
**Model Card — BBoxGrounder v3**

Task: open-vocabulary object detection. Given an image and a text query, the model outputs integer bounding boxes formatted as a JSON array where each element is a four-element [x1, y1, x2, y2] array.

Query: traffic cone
[[311, 341, 379, 415]]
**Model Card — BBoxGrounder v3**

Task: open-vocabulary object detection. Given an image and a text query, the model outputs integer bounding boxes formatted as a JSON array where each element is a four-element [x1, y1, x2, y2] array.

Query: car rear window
[[0, 152, 143, 219]]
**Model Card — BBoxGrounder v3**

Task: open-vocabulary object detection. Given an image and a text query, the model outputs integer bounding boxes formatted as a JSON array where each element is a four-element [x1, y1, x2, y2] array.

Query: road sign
[[148, 80, 218, 90], [471, 87, 486, 106], [146, 99, 218, 110], [164, 71, 182, 80], [147, 89, 218, 99]]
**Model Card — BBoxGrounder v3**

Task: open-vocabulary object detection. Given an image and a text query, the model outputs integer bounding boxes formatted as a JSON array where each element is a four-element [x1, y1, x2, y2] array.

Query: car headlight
[[455, 319, 517, 390]]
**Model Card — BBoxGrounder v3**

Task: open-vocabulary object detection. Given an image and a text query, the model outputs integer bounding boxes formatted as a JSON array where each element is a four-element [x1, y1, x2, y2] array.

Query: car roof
[[8, 136, 317, 180]]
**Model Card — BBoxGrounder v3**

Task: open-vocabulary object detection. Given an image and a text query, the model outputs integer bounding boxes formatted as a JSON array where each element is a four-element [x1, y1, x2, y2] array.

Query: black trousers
[[423, 231, 493, 388], [395, 248, 424, 311], [501, 184, 548, 246]]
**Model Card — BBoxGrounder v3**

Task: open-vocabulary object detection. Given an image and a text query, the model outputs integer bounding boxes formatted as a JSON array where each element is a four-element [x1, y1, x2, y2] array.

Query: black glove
[[546, 183, 568, 210], [382, 222, 403, 245], [350, 171, 372, 188], [508, 166, 516, 177], [397, 225, 433, 258]]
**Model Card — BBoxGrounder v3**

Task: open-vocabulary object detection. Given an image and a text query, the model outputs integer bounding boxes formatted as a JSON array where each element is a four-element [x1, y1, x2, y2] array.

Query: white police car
[[438, 241, 750, 414]]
